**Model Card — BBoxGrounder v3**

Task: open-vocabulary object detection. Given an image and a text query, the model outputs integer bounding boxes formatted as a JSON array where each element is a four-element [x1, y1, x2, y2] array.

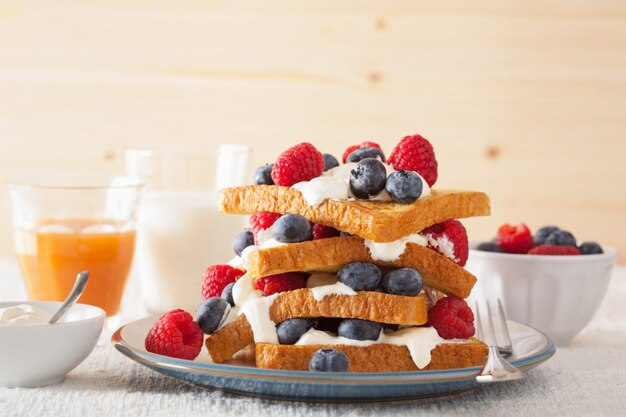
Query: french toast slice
[[205, 289, 428, 363], [219, 186, 490, 242], [255, 339, 488, 372], [247, 236, 476, 298]]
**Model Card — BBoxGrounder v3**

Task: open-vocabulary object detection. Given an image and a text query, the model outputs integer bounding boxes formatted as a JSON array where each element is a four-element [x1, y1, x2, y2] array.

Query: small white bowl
[[466, 244, 618, 346], [0, 301, 105, 388]]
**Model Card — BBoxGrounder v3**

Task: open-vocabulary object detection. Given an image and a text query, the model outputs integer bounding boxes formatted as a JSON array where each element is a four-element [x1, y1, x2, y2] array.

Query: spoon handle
[[48, 271, 90, 324]]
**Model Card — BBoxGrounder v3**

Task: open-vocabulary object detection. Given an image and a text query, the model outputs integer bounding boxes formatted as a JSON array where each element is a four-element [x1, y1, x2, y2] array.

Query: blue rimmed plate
[[112, 317, 555, 402]]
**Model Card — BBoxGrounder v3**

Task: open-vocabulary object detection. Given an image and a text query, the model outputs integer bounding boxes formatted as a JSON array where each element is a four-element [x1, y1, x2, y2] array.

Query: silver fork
[[475, 299, 524, 383]]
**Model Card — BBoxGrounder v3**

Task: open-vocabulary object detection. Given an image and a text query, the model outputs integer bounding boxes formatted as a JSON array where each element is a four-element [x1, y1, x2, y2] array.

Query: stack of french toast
[[202, 135, 491, 372]]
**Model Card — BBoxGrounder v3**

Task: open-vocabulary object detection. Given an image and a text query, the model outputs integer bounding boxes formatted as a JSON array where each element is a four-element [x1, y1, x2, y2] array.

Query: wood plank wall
[[0, 1, 625, 260]]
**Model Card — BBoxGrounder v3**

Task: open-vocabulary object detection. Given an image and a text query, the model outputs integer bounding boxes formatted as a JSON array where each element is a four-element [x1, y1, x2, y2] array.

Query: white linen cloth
[[1, 259, 625, 417]]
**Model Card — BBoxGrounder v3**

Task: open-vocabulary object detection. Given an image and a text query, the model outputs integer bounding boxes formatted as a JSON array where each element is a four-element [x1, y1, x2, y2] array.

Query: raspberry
[[271, 142, 324, 187], [428, 297, 475, 339], [311, 223, 340, 240], [145, 309, 204, 360], [421, 219, 469, 266], [528, 245, 581, 256], [387, 134, 438, 187], [255, 273, 308, 296], [342, 141, 382, 163], [201, 264, 244, 300], [497, 223, 534, 254], [249, 211, 281, 244]]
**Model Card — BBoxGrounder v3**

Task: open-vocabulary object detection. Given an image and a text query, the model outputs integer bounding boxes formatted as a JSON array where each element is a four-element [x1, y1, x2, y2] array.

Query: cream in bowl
[[0, 301, 105, 388]]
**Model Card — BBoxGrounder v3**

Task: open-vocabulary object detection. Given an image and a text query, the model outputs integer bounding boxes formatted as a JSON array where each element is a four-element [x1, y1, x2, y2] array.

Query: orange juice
[[15, 218, 136, 316]]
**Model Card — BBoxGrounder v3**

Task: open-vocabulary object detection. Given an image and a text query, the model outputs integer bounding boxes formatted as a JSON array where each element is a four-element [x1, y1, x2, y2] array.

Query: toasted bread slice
[[270, 288, 428, 325], [206, 315, 253, 363], [205, 289, 428, 363], [219, 186, 490, 242], [247, 236, 476, 298], [255, 339, 487, 372]]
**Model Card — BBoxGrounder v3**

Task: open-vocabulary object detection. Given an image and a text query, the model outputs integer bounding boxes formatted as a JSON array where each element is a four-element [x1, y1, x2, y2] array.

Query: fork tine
[[486, 302, 498, 347], [475, 302, 484, 340], [497, 299, 513, 352]]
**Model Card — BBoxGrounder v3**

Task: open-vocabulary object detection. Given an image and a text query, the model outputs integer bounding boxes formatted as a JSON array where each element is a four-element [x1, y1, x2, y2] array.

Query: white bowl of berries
[[466, 224, 618, 346]]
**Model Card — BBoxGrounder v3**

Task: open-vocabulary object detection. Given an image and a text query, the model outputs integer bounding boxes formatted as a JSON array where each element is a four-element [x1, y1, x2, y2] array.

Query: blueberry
[[385, 170, 423, 204], [232, 229, 254, 256], [349, 158, 387, 199], [346, 147, 386, 163], [534, 226, 560, 245], [276, 318, 314, 344], [271, 214, 312, 243], [221, 282, 235, 306], [253, 164, 274, 185], [322, 153, 339, 171], [381, 268, 423, 296], [339, 231, 352, 237], [476, 241, 505, 253], [337, 262, 382, 291], [338, 319, 382, 341], [579, 241, 604, 255], [196, 297, 230, 334], [309, 348, 349, 372], [545, 230, 577, 247]]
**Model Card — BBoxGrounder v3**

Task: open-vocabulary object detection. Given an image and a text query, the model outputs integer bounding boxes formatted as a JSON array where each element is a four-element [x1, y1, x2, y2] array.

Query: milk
[[136, 190, 245, 313]]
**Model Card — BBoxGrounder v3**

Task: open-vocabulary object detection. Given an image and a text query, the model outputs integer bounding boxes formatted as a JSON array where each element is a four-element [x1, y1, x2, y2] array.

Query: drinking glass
[[7, 175, 143, 316], [125, 144, 250, 314]]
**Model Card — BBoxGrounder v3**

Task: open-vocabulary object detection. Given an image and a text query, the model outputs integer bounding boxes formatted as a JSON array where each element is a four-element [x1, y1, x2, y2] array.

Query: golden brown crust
[[205, 315, 253, 363], [205, 289, 428, 363], [248, 236, 477, 298], [271, 289, 428, 325], [219, 186, 490, 242], [255, 339, 488, 372]]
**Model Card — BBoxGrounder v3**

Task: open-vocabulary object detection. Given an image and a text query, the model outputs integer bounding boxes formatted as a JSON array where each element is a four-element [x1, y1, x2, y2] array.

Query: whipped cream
[[310, 282, 356, 301], [239, 294, 279, 343], [0, 304, 53, 326], [292, 163, 431, 206], [230, 273, 280, 343], [296, 326, 443, 369], [364, 233, 428, 262]]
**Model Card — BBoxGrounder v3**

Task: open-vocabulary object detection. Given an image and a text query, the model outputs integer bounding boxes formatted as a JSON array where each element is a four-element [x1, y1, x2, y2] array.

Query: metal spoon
[[48, 271, 90, 324]]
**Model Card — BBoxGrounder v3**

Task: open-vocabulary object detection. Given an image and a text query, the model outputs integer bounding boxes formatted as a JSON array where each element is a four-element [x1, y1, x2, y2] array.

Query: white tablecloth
[[1, 259, 625, 417]]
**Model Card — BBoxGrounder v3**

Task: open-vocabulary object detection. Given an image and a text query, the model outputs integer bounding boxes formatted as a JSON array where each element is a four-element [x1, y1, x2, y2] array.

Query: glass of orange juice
[[7, 175, 143, 316]]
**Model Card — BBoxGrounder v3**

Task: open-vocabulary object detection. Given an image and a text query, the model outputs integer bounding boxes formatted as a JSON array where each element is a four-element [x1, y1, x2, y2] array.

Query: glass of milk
[[125, 145, 250, 314]]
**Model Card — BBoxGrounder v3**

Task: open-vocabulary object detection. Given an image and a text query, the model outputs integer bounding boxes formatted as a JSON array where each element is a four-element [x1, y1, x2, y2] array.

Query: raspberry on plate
[[528, 245, 581, 256], [387, 134, 438, 187], [145, 309, 204, 360], [422, 219, 469, 266], [255, 273, 308, 296], [428, 296, 475, 339], [249, 211, 282, 244], [201, 264, 245, 300], [311, 223, 340, 240], [342, 141, 382, 163], [496, 223, 534, 254], [271, 142, 325, 187]]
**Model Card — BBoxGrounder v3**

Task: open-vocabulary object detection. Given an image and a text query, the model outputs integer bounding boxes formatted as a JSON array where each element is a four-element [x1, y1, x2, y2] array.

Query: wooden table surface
[[0, 1, 625, 259]]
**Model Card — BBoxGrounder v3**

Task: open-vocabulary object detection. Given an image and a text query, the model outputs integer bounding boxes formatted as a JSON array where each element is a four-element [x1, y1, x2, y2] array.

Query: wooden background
[[1, 1, 625, 260]]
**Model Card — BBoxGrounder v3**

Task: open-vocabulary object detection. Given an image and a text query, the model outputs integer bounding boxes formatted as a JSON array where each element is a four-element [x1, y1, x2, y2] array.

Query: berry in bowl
[[466, 223, 618, 345]]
